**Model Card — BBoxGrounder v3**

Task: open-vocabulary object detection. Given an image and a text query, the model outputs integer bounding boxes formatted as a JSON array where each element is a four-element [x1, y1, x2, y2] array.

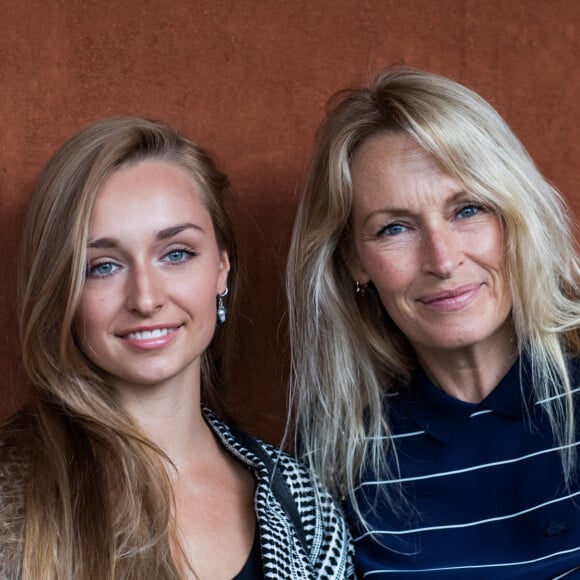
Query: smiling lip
[[118, 325, 181, 350], [417, 284, 482, 312]]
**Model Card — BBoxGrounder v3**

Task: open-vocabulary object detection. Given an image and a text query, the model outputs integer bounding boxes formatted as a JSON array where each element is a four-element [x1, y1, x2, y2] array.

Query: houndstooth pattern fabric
[[203, 407, 355, 579]]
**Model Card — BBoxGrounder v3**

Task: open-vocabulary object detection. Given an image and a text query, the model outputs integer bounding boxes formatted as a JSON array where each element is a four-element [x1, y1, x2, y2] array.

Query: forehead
[[102, 158, 204, 198], [350, 133, 462, 207], [351, 133, 436, 181], [89, 159, 213, 234]]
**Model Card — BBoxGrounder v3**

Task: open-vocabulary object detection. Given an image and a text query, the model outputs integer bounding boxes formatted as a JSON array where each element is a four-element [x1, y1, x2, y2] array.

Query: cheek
[[74, 292, 110, 343], [363, 261, 413, 323], [358, 246, 415, 294], [474, 227, 510, 284], [73, 313, 98, 364], [171, 281, 218, 324], [375, 291, 408, 326], [74, 295, 91, 337], [475, 218, 505, 261]]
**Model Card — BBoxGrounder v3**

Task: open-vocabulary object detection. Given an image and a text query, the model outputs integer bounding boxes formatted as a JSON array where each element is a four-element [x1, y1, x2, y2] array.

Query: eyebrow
[[156, 222, 204, 240], [87, 222, 204, 249]]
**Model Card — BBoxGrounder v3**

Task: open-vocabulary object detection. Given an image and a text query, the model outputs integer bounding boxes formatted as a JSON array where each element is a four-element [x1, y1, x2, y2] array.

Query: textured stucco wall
[[1, 0, 579, 441]]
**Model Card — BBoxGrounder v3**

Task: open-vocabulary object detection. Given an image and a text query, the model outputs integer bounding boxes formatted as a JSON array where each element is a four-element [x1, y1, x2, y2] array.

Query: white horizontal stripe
[[469, 409, 493, 418], [390, 430, 425, 440], [370, 386, 579, 441], [536, 385, 580, 405], [374, 409, 505, 441], [368, 430, 425, 441], [362, 545, 580, 576], [369, 432, 424, 441], [552, 566, 580, 579], [354, 489, 580, 541], [358, 440, 580, 487]]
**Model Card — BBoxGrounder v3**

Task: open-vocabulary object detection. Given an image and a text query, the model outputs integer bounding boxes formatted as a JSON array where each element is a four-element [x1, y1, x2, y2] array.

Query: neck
[[415, 322, 518, 403], [117, 373, 213, 471]]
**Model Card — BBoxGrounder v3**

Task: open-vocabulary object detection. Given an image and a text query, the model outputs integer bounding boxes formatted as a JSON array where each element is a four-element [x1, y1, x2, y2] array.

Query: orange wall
[[1, 0, 579, 441]]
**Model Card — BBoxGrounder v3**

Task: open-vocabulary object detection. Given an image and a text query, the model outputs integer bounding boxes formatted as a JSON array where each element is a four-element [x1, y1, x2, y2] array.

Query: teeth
[[126, 328, 175, 340]]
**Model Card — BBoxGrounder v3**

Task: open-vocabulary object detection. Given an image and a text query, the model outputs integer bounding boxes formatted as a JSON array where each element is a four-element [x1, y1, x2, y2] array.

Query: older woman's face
[[348, 133, 513, 362]]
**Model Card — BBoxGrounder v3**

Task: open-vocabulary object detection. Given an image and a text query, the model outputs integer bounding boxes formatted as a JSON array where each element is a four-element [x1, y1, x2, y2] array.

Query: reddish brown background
[[1, 0, 579, 442]]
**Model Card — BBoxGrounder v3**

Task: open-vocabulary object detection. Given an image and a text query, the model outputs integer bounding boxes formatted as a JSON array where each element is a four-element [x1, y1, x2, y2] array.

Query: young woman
[[288, 67, 580, 577], [0, 116, 353, 579]]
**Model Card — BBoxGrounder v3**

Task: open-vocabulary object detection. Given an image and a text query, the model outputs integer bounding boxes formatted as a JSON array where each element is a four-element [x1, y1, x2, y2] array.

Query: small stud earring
[[216, 287, 229, 326], [355, 281, 367, 296]]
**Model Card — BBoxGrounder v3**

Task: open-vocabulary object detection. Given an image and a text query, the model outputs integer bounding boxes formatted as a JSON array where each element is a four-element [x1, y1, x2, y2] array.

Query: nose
[[421, 225, 462, 278], [125, 263, 164, 316]]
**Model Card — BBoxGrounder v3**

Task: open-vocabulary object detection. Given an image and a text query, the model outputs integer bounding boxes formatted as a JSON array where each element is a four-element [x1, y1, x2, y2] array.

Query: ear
[[217, 250, 230, 294], [340, 242, 370, 286]]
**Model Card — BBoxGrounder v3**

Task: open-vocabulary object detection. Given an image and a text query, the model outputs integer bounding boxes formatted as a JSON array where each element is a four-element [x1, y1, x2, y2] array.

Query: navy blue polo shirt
[[346, 359, 580, 578]]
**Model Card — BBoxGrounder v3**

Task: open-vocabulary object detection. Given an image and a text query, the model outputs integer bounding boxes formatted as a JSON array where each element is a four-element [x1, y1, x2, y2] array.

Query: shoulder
[[202, 405, 333, 502], [202, 405, 322, 498], [202, 406, 355, 578], [249, 440, 355, 578], [0, 410, 34, 576], [261, 439, 321, 497], [262, 442, 355, 577]]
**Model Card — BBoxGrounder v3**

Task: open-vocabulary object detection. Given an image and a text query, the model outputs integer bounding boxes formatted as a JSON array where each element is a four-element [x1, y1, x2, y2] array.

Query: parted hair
[[0, 116, 238, 579], [287, 67, 580, 508]]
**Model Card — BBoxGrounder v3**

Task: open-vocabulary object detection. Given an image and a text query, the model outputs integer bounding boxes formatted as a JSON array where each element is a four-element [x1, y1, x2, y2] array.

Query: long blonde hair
[[9, 116, 238, 578], [287, 67, 580, 507]]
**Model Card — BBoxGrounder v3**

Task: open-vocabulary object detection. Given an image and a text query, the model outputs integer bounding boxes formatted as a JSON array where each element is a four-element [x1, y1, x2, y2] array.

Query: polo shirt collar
[[404, 358, 529, 444]]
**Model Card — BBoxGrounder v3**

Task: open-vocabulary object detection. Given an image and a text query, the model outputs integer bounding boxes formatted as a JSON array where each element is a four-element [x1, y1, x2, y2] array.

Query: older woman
[[287, 68, 580, 578], [0, 117, 353, 579]]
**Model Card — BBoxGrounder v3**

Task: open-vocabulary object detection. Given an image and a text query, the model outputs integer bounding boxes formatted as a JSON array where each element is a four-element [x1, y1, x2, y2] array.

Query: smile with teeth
[[124, 327, 178, 341]]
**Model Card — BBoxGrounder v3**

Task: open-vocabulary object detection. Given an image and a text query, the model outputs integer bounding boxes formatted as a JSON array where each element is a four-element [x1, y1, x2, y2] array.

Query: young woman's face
[[75, 159, 229, 395], [348, 133, 513, 363]]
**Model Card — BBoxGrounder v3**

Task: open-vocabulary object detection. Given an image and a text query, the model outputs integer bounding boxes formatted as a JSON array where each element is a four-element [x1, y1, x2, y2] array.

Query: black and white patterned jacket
[[203, 407, 355, 579], [0, 408, 354, 579]]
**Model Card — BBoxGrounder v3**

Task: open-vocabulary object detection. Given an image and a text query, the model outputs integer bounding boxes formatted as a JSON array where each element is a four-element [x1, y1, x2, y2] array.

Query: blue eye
[[457, 204, 480, 219], [164, 249, 195, 263], [88, 262, 118, 278], [379, 223, 406, 236]]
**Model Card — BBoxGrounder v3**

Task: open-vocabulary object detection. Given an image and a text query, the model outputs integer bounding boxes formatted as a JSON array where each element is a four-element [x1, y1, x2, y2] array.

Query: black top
[[347, 358, 580, 578], [232, 525, 264, 580]]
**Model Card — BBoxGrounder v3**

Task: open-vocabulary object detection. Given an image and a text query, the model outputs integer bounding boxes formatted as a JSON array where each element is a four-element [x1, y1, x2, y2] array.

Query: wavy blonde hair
[[287, 67, 580, 508], [8, 116, 238, 578]]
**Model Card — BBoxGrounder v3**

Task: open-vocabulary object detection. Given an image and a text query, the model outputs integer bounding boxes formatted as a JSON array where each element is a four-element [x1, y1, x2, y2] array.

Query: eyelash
[[87, 260, 121, 279], [375, 203, 486, 238], [456, 203, 484, 219], [86, 248, 198, 279], [377, 222, 406, 237], [162, 248, 197, 263]]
